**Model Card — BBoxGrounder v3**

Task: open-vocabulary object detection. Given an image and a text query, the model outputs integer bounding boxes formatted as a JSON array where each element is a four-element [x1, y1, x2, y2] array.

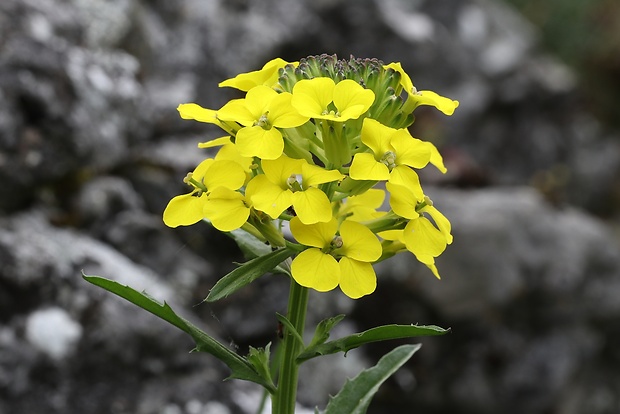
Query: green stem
[[272, 279, 309, 414]]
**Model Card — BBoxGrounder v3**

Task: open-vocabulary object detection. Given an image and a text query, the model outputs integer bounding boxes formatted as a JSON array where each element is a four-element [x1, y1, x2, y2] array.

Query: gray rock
[[2, 0, 620, 413], [373, 187, 620, 413]]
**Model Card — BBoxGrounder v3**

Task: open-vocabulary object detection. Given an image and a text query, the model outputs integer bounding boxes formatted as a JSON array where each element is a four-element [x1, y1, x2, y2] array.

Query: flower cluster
[[164, 54, 458, 299]]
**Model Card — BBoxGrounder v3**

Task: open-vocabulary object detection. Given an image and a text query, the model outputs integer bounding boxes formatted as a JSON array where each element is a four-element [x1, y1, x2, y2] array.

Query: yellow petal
[[268, 92, 309, 128], [235, 126, 284, 160], [217, 99, 257, 126], [292, 187, 333, 224], [245, 85, 280, 117], [177, 103, 218, 124], [360, 118, 395, 156], [338, 257, 377, 299], [291, 248, 340, 292], [333, 79, 375, 121], [384, 62, 415, 95], [201, 160, 246, 191], [347, 188, 386, 210], [402, 217, 447, 259], [218, 58, 293, 91], [349, 152, 390, 181], [421, 205, 453, 244], [425, 261, 442, 280], [246, 175, 292, 219], [377, 229, 404, 242], [427, 142, 447, 174], [214, 143, 253, 173], [193, 158, 215, 180], [291, 77, 335, 118], [390, 129, 431, 169], [163, 193, 205, 228], [338, 220, 382, 262], [289, 216, 337, 248], [388, 166, 424, 200], [261, 155, 304, 187], [198, 136, 233, 148], [412, 90, 459, 116], [339, 189, 387, 222], [385, 182, 419, 219], [301, 162, 344, 188], [203, 187, 250, 232]]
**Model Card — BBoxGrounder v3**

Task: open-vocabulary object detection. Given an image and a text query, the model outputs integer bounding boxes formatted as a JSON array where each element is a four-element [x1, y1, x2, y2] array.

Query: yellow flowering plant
[[85, 54, 459, 414]]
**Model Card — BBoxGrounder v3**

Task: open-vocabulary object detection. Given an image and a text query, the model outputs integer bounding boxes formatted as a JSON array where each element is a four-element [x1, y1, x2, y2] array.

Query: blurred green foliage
[[504, 0, 620, 127]]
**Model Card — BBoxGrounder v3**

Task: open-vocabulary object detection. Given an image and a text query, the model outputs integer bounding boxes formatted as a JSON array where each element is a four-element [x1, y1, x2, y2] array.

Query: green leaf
[[83, 274, 276, 393], [206, 247, 296, 302], [322, 344, 421, 414], [247, 343, 274, 387], [298, 324, 449, 362], [275, 313, 305, 348], [307, 314, 346, 349]]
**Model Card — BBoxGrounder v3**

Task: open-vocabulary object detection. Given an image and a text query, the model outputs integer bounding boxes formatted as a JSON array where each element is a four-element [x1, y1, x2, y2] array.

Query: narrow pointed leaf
[[83, 274, 275, 392], [307, 314, 346, 349], [206, 247, 296, 302], [321, 344, 421, 414], [276, 313, 305, 348], [298, 324, 448, 362]]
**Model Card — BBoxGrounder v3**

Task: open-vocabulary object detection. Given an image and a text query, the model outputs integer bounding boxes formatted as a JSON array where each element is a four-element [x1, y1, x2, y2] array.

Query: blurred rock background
[[1, 0, 620, 413]]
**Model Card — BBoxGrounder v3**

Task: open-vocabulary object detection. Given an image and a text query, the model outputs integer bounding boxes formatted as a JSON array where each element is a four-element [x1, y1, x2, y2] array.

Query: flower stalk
[[272, 280, 309, 414]]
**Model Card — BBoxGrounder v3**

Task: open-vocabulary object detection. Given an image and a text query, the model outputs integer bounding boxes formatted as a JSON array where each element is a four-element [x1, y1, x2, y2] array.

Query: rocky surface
[[2, 0, 620, 413]]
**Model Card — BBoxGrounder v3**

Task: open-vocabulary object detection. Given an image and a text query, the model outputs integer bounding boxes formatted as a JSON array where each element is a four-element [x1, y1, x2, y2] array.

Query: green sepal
[[298, 324, 448, 362], [206, 247, 296, 302], [306, 314, 345, 349], [82, 274, 276, 393], [320, 344, 421, 414], [247, 343, 274, 391]]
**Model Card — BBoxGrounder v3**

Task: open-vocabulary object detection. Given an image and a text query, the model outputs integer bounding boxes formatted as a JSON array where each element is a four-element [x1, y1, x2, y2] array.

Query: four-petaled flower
[[217, 85, 309, 160], [291, 77, 375, 122], [290, 217, 382, 299], [336, 188, 387, 222], [163, 159, 246, 229], [247, 155, 344, 224], [384, 62, 460, 116], [386, 182, 452, 272], [350, 118, 444, 196]]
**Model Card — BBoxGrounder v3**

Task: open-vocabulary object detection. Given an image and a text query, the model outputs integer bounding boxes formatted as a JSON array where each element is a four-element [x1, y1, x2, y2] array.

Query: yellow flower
[[163, 159, 246, 228], [385, 182, 452, 271], [217, 85, 309, 160], [177, 103, 219, 123], [291, 77, 375, 122], [337, 188, 387, 222], [202, 186, 251, 232], [289, 217, 382, 298], [219, 57, 297, 91], [384, 62, 459, 116], [246, 155, 344, 224], [176, 103, 238, 137], [198, 137, 254, 180], [349, 118, 444, 196]]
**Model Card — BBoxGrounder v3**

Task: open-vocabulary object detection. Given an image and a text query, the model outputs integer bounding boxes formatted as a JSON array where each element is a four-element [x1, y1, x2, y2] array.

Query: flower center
[[321, 108, 340, 118], [330, 236, 344, 249], [381, 151, 397, 169], [255, 112, 271, 129], [322, 235, 343, 255], [184, 172, 208, 195], [286, 174, 303, 192]]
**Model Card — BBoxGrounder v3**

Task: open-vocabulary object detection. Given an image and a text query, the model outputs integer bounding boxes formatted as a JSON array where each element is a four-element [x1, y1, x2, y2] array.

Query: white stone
[[25, 307, 83, 361]]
